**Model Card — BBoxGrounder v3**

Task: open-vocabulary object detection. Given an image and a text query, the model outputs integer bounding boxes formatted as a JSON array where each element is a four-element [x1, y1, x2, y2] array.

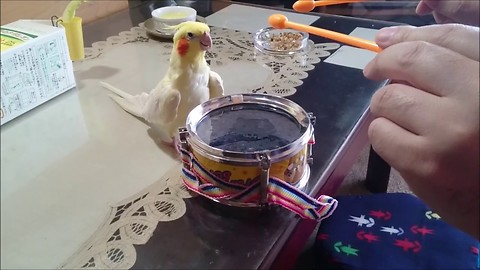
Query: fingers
[[364, 41, 477, 97], [368, 117, 427, 176], [375, 24, 480, 61], [416, 0, 434, 15], [370, 84, 439, 136], [432, 12, 458, 25], [415, 0, 480, 26]]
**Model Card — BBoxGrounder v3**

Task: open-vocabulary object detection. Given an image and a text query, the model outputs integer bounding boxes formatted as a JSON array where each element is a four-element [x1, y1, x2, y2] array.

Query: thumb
[[416, 0, 434, 15]]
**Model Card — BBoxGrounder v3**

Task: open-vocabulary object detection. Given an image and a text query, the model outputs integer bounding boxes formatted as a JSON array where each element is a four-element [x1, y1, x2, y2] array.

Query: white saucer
[[143, 16, 207, 39]]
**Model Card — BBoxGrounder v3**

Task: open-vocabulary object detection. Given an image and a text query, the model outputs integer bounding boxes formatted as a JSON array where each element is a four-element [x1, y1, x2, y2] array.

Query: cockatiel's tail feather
[[208, 70, 224, 98], [101, 81, 133, 99], [101, 81, 148, 118]]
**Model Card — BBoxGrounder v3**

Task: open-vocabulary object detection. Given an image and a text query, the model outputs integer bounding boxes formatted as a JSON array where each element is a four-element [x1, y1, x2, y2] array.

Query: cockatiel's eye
[[186, 32, 194, 39]]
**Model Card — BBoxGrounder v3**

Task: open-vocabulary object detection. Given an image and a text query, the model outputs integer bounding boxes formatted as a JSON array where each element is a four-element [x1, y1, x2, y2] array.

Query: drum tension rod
[[258, 153, 271, 206], [308, 112, 316, 125], [178, 127, 191, 169], [307, 113, 316, 165]]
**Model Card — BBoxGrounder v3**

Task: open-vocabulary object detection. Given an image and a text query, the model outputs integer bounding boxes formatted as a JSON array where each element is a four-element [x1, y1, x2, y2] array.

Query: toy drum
[[178, 93, 316, 207]]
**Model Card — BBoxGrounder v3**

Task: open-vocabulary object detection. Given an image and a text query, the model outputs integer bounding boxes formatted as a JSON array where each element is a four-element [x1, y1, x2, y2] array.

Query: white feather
[[209, 70, 225, 98]]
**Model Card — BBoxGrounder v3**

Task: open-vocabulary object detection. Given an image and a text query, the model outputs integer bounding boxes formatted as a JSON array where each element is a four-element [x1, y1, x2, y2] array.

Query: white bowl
[[151, 6, 197, 35]]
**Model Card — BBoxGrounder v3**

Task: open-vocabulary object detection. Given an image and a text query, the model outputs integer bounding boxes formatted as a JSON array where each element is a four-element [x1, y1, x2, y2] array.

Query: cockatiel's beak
[[199, 32, 212, 51]]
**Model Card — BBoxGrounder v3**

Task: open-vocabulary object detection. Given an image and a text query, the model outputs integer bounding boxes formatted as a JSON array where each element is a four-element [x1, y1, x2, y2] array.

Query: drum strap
[[180, 150, 338, 222]]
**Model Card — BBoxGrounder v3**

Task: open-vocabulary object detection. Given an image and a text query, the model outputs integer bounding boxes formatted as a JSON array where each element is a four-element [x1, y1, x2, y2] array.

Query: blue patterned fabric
[[314, 193, 479, 270]]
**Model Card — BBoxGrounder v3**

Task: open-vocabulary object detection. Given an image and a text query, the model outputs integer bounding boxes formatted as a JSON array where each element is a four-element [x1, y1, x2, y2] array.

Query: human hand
[[364, 24, 479, 239], [416, 0, 480, 26]]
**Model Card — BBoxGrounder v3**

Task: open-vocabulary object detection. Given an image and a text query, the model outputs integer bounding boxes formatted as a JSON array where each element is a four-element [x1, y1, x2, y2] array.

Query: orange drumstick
[[293, 0, 364, 13], [268, 14, 382, 53]]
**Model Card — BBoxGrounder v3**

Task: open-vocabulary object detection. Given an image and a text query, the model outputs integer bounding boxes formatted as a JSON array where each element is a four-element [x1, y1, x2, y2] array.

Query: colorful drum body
[[179, 93, 315, 207]]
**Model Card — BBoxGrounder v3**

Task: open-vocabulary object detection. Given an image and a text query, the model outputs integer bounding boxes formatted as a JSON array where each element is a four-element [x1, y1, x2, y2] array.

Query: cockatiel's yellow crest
[[101, 21, 224, 145]]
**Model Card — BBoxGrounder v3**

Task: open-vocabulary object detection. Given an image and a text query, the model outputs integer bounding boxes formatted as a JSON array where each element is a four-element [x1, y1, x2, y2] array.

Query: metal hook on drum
[[307, 112, 316, 165], [178, 127, 191, 169], [258, 153, 271, 206]]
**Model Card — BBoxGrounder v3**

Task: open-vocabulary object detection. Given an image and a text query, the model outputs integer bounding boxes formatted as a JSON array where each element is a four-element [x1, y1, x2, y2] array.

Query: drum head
[[196, 103, 306, 152]]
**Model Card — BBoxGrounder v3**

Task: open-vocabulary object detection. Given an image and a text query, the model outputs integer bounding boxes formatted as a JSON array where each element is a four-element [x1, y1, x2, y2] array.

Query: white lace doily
[[62, 22, 340, 269], [84, 23, 340, 97], [60, 162, 191, 269]]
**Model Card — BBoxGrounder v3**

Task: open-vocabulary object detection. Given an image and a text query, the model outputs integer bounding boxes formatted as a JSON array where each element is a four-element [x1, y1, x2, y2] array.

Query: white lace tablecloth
[[84, 23, 340, 97], [60, 163, 190, 269], [59, 23, 340, 269]]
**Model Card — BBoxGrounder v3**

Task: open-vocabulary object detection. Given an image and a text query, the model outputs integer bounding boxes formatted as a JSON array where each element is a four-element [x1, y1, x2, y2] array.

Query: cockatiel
[[101, 21, 224, 144]]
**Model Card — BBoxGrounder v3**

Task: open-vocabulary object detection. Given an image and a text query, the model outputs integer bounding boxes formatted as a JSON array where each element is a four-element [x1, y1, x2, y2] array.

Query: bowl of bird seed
[[254, 27, 309, 55]]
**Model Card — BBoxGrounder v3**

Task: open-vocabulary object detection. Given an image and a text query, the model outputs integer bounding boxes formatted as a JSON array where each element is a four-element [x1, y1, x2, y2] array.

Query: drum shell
[[180, 94, 315, 188], [190, 142, 309, 185]]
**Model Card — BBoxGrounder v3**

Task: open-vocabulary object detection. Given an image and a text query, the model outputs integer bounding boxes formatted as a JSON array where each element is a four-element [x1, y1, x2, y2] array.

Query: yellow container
[[59, 16, 84, 61]]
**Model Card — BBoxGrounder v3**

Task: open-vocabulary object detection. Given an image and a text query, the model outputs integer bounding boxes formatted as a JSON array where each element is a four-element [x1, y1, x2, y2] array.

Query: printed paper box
[[1, 20, 76, 125]]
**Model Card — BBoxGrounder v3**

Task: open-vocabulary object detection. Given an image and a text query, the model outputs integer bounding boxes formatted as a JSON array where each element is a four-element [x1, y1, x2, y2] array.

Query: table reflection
[[1, 1, 435, 269]]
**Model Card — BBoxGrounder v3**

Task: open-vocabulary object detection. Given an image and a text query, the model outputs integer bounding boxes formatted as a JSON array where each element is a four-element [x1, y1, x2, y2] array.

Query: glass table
[[1, 0, 431, 269]]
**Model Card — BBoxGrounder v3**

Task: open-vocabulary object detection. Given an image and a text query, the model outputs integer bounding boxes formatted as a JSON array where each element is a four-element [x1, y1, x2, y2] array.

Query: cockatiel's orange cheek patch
[[177, 38, 189, 56]]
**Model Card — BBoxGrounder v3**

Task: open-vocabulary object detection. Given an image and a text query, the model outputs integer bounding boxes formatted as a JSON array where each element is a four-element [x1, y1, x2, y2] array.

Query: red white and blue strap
[[180, 149, 337, 221]]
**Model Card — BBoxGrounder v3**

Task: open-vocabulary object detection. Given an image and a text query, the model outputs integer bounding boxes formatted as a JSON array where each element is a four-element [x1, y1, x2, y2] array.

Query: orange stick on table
[[268, 14, 382, 53], [293, 0, 364, 13]]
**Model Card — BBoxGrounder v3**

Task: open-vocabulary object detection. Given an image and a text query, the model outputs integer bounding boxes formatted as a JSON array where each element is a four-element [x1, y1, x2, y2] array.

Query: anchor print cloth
[[314, 193, 479, 270]]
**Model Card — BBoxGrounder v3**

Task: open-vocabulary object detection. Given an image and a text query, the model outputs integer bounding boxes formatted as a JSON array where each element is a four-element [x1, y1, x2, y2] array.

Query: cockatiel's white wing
[[102, 80, 181, 144], [143, 86, 180, 127], [208, 70, 224, 98]]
